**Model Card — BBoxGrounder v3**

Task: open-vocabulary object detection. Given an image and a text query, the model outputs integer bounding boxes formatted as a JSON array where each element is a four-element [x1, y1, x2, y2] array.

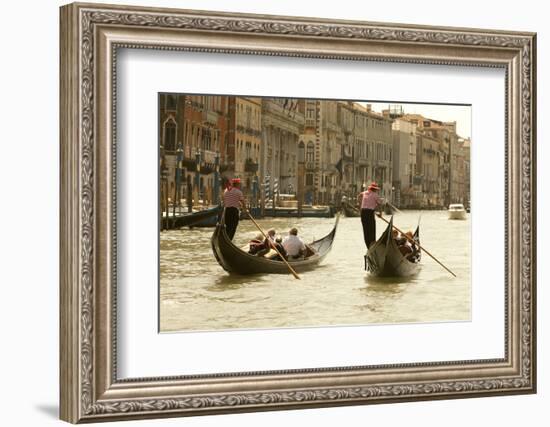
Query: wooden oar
[[242, 207, 301, 280], [377, 214, 457, 278]]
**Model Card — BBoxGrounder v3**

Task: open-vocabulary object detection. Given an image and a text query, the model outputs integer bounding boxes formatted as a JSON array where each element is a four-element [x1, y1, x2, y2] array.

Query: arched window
[[298, 141, 305, 163], [203, 129, 211, 151], [164, 119, 177, 152], [306, 142, 315, 162]]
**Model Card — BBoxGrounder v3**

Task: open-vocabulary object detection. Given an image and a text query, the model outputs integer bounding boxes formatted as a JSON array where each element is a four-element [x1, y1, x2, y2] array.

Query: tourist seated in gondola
[[248, 233, 269, 256], [392, 229, 406, 246], [249, 229, 279, 257], [403, 231, 420, 262], [270, 236, 288, 261], [282, 227, 307, 260], [392, 229, 417, 259]]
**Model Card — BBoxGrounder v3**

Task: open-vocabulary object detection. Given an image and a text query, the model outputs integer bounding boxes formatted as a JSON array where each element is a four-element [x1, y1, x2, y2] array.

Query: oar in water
[[242, 207, 301, 280], [377, 214, 457, 278]]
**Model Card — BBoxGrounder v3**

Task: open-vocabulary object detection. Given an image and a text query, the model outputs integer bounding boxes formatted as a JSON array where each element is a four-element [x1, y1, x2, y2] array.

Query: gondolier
[[222, 178, 245, 240], [357, 182, 383, 248]]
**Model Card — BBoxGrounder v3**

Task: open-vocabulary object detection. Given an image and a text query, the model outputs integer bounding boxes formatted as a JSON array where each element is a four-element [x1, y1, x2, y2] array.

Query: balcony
[[237, 125, 262, 137], [263, 101, 305, 125], [202, 149, 217, 164]]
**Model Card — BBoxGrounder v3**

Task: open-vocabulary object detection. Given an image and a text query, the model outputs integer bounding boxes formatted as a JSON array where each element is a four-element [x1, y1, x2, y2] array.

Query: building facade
[[159, 95, 470, 212], [226, 97, 262, 200], [159, 94, 229, 209], [260, 98, 305, 206], [317, 100, 343, 204], [391, 117, 421, 207]]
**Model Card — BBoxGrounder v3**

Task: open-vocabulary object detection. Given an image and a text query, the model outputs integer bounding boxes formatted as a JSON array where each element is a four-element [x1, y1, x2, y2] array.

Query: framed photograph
[[60, 2, 536, 423]]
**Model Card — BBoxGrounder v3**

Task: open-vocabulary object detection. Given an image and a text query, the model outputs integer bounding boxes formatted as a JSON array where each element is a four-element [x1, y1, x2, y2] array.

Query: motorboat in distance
[[448, 203, 467, 220]]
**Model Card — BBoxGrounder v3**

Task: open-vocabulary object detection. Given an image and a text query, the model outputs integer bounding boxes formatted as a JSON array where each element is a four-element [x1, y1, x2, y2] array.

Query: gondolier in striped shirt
[[222, 178, 245, 240], [357, 182, 383, 248]]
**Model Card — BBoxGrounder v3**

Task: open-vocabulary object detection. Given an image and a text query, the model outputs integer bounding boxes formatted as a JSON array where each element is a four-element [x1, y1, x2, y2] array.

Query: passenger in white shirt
[[282, 228, 306, 259]]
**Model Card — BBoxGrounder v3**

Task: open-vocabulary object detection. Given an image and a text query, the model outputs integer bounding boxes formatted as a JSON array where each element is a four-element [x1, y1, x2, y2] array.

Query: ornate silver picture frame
[[60, 2, 536, 423]]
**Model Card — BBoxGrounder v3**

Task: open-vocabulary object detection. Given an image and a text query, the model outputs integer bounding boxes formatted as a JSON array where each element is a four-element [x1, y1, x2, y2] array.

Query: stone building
[[355, 104, 393, 199], [301, 101, 395, 204], [317, 100, 343, 204], [260, 98, 305, 205], [416, 131, 443, 207], [159, 95, 470, 212], [226, 97, 262, 199], [398, 113, 470, 208], [299, 99, 321, 205], [159, 94, 229, 207], [391, 117, 421, 207], [337, 102, 356, 195]]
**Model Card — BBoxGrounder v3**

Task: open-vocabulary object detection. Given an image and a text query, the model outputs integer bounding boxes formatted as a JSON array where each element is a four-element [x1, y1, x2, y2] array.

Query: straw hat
[[368, 182, 380, 191]]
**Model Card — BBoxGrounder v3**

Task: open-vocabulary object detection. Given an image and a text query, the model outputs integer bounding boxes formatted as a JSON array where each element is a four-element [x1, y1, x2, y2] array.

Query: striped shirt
[[359, 190, 381, 210], [223, 187, 244, 208]]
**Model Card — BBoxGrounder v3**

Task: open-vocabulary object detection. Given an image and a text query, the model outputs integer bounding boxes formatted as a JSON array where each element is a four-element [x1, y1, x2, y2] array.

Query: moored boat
[[166, 205, 222, 229], [211, 215, 339, 275], [448, 203, 467, 220], [365, 216, 421, 277], [246, 205, 335, 218]]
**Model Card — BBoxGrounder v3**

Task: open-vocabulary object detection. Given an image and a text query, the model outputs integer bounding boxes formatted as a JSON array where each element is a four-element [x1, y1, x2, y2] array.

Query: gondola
[[211, 215, 339, 275], [342, 201, 360, 217], [365, 216, 421, 277], [169, 205, 222, 229]]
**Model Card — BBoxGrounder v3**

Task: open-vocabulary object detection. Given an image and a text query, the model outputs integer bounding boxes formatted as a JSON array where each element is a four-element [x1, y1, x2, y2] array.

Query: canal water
[[160, 210, 471, 332]]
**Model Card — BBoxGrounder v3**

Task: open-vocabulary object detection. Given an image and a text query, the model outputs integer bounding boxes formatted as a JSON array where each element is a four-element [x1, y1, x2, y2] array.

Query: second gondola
[[365, 216, 421, 277]]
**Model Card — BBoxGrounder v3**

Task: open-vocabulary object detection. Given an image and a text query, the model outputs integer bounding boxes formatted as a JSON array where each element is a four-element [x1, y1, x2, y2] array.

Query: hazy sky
[[362, 102, 471, 139]]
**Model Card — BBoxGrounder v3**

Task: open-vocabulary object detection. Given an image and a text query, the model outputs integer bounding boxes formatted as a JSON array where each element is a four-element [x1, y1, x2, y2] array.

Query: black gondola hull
[[168, 205, 222, 229], [211, 216, 339, 275], [366, 216, 421, 277]]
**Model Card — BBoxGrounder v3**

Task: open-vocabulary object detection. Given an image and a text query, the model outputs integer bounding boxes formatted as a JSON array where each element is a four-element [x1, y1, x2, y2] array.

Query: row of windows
[[163, 95, 227, 112], [354, 115, 387, 129], [236, 139, 260, 160], [237, 103, 261, 130], [162, 120, 220, 153], [304, 174, 339, 188], [165, 97, 391, 134], [165, 118, 389, 163], [341, 110, 388, 131], [356, 140, 392, 162]]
